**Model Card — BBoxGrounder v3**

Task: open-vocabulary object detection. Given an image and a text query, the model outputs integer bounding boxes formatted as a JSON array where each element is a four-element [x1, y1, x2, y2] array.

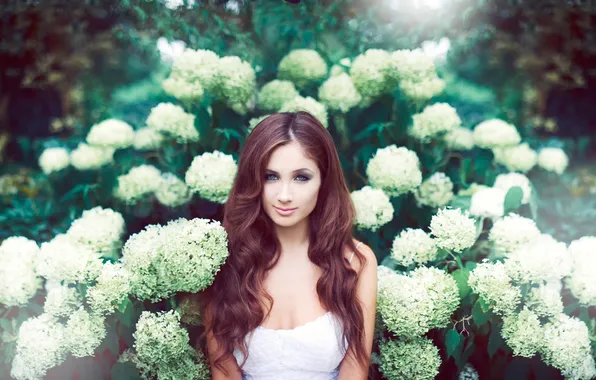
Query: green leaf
[[488, 323, 505, 358], [472, 299, 488, 327], [503, 186, 523, 213], [111, 362, 141, 380], [452, 269, 471, 298], [445, 329, 461, 358]]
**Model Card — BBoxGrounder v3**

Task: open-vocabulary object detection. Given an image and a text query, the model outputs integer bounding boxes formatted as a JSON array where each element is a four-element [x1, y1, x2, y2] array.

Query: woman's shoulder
[[345, 239, 377, 272]]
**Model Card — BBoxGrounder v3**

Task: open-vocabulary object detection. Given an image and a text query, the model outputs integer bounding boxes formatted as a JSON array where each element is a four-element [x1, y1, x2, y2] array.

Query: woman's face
[[261, 141, 322, 228]]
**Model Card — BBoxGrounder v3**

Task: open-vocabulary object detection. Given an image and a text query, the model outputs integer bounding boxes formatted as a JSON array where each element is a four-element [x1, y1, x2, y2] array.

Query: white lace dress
[[232, 242, 362, 380]]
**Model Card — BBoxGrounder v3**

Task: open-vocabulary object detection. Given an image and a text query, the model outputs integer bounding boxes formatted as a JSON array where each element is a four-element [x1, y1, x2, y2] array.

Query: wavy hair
[[199, 111, 368, 376]]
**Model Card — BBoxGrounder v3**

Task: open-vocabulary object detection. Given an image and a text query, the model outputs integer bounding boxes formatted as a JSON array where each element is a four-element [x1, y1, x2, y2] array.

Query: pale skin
[[207, 141, 378, 380]]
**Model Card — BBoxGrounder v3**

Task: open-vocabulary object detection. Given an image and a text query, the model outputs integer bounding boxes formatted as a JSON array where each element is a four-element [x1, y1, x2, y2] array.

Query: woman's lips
[[274, 206, 297, 216]]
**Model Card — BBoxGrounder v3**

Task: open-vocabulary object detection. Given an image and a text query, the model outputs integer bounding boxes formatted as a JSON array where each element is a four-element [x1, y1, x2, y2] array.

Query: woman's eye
[[264, 174, 310, 182]]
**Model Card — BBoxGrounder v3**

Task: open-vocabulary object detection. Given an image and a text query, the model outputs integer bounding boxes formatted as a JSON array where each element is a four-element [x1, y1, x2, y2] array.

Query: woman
[[199, 111, 378, 380]]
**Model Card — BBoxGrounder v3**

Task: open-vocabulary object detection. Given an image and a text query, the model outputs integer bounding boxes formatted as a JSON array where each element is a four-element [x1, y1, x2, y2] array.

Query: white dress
[[232, 242, 363, 380]]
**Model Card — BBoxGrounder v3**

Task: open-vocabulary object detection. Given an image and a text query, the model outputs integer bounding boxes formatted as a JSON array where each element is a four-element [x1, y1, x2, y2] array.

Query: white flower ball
[[387, 49, 438, 83], [414, 172, 454, 208], [279, 96, 328, 128], [493, 143, 537, 173], [185, 151, 237, 204], [468, 260, 521, 316], [43, 284, 83, 318], [409, 103, 461, 142], [86, 262, 132, 316], [146, 102, 198, 143], [169, 48, 220, 91], [162, 76, 204, 102], [391, 228, 438, 267], [67, 206, 126, 257], [86, 118, 135, 149], [214, 56, 256, 110], [469, 187, 506, 219], [537, 147, 569, 174], [488, 214, 541, 257], [501, 307, 544, 358], [473, 119, 521, 149], [566, 236, 596, 306], [443, 127, 474, 151], [525, 284, 563, 318], [155, 172, 192, 207], [366, 145, 422, 197], [278, 49, 328, 89], [351, 186, 394, 232], [349, 49, 394, 98], [64, 307, 106, 357], [493, 172, 533, 204], [318, 73, 362, 113], [39, 147, 70, 174], [257, 80, 299, 112], [399, 76, 445, 103], [378, 337, 441, 380], [429, 208, 477, 253], [0, 237, 42, 307], [70, 143, 114, 171], [133, 127, 165, 151], [37, 234, 102, 284], [114, 165, 162, 205]]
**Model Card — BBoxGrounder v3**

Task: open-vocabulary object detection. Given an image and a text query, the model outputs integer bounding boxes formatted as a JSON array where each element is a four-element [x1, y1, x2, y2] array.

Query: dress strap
[[348, 241, 363, 264]]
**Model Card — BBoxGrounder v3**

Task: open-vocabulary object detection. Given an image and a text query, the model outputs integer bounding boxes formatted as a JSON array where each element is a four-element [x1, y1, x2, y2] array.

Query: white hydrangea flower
[[537, 147, 569, 175], [214, 56, 256, 111], [409, 103, 461, 142], [44, 284, 83, 318], [114, 164, 162, 205], [387, 49, 438, 83], [504, 234, 571, 284], [349, 49, 394, 98], [378, 337, 441, 380], [468, 261, 521, 316], [458, 363, 479, 380], [155, 172, 192, 207], [278, 49, 328, 89], [162, 76, 204, 102], [121, 218, 229, 302], [541, 314, 596, 380], [10, 314, 68, 380], [566, 236, 596, 306], [86, 262, 132, 316], [501, 307, 544, 358], [391, 228, 438, 267], [247, 114, 270, 133], [318, 73, 362, 113], [329, 64, 347, 77], [70, 142, 114, 170], [39, 147, 70, 174], [146, 102, 198, 143], [493, 143, 537, 173], [134, 310, 190, 367], [366, 145, 422, 197], [86, 118, 135, 149], [185, 151, 237, 204], [351, 186, 394, 232], [469, 187, 506, 219], [37, 234, 102, 284], [279, 96, 328, 128], [67, 206, 125, 258], [493, 172, 533, 204], [473, 119, 521, 149], [169, 48, 219, 91], [488, 214, 541, 257], [429, 208, 477, 253], [133, 127, 165, 151], [256, 80, 299, 112], [410, 266, 460, 329], [414, 172, 454, 208], [156, 346, 212, 380], [0, 237, 42, 307], [64, 307, 106, 357], [399, 76, 445, 103], [525, 284, 563, 318], [443, 127, 474, 151]]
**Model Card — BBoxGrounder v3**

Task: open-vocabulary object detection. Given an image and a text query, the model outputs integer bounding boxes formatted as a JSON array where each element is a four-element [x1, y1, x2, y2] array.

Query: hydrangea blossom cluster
[[504, 234, 571, 284], [537, 147, 569, 174], [43, 284, 83, 318], [121, 218, 229, 302], [155, 172, 192, 207], [399, 77, 446, 103], [366, 145, 422, 197], [473, 119, 521, 149], [167, 48, 220, 92], [86, 261, 132, 316], [248, 114, 270, 133], [458, 364, 480, 380], [391, 228, 438, 267], [70, 142, 114, 170], [493, 143, 537, 173], [429, 208, 477, 253], [38, 147, 70, 174], [525, 284, 564, 318], [134, 310, 191, 367], [443, 127, 474, 151], [377, 266, 459, 338], [349, 49, 394, 98], [257, 80, 299, 112], [64, 307, 106, 357], [214, 56, 257, 114], [10, 314, 68, 380], [350, 186, 394, 232], [566, 236, 596, 306], [155, 346, 211, 380], [378, 337, 441, 380], [468, 261, 521, 316], [414, 172, 454, 208], [277, 49, 328, 89], [409, 103, 461, 142], [388, 49, 445, 102], [86, 118, 135, 149], [469, 187, 506, 219], [146, 102, 198, 143], [114, 164, 163, 205], [162, 76, 204, 102], [0, 236, 42, 307], [66, 206, 125, 258], [37, 234, 103, 284], [185, 150, 237, 204], [488, 214, 541, 257], [501, 307, 544, 358], [133, 127, 165, 151], [493, 172, 533, 204], [318, 73, 362, 113], [279, 96, 328, 128]]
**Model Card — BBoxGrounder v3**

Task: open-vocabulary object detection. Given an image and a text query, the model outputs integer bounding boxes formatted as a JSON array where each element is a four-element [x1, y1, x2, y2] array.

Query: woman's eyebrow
[[265, 168, 314, 174]]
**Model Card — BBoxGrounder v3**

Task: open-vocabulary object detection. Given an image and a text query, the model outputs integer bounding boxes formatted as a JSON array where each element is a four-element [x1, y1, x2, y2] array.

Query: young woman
[[200, 111, 378, 380]]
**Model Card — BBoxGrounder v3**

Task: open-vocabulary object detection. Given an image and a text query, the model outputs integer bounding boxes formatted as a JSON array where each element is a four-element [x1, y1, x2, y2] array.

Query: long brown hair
[[199, 111, 368, 375]]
